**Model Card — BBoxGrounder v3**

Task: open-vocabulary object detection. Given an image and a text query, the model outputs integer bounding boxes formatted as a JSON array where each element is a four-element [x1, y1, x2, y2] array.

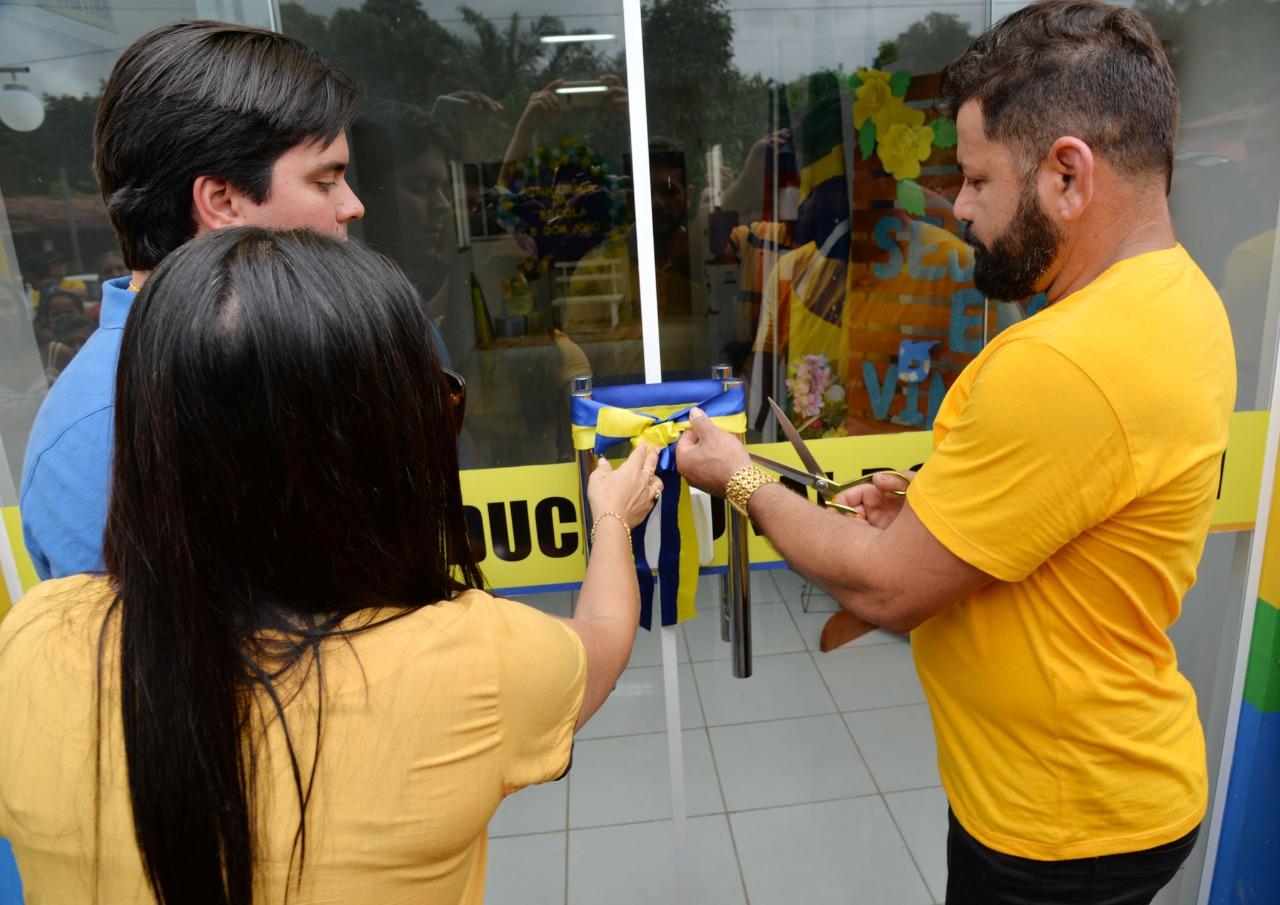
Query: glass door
[[275, 2, 699, 900], [6, 0, 1278, 902]]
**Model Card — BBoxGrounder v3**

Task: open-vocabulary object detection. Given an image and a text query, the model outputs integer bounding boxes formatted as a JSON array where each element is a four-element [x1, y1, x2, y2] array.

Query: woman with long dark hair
[[0, 228, 661, 904]]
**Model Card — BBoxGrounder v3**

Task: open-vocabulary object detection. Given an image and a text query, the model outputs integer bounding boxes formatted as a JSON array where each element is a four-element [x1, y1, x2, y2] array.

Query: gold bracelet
[[590, 511, 632, 547], [724, 464, 777, 516]]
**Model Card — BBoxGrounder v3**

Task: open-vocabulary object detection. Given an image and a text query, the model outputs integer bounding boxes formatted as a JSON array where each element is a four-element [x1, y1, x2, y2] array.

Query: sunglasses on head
[[443, 367, 466, 429]]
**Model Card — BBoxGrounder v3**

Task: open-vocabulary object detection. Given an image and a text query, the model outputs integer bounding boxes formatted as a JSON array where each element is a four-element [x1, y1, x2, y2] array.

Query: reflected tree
[[876, 12, 976, 73]]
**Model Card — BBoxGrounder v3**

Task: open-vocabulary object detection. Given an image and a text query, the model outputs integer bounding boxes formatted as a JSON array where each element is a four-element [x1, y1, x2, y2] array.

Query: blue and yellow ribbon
[[571, 380, 746, 628]]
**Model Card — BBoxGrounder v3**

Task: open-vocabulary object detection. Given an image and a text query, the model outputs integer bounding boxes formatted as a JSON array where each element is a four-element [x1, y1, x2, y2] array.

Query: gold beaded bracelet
[[590, 511, 632, 547], [724, 464, 778, 516]]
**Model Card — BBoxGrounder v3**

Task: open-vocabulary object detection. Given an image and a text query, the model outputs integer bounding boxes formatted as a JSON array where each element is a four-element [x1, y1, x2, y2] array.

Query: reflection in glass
[[282, 1, 637, 468]]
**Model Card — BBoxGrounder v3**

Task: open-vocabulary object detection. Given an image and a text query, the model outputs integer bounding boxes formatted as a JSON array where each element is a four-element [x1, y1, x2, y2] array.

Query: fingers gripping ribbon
[[571, 379, 746, 628]]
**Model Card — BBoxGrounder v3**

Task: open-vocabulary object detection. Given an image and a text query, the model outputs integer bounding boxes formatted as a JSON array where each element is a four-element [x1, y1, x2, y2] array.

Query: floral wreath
[[843, 68, 958, 217], [496, 136, 629, 232]]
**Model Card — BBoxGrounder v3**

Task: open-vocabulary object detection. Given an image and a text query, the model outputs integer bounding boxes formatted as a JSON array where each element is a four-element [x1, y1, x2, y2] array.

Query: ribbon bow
[[571, 380, 746, 628]]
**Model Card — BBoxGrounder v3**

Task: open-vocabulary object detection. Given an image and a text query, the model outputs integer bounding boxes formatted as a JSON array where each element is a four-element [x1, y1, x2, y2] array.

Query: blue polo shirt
[[18, 274, 455, 581], [19, 276, 134, 580]]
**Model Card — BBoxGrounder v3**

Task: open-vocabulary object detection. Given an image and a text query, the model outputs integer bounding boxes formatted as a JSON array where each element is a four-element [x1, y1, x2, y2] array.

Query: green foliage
[[931, 117, 958, 149], [888, 12, 976, 75], [859, 122, 877, 162], [889, 70, 912, 98], [1135, 0, 1280, 119], [640, 0, 761, 185], [896, 178, 926, 216], [0, 94, 101, 196]]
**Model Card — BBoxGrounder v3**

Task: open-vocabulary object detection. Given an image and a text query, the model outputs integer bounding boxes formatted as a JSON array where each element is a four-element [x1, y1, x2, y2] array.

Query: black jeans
[[945, 810, 1199, 905]]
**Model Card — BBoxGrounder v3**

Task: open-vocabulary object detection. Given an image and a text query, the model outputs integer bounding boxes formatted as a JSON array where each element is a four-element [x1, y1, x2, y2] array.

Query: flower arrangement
[[846, 68, 957, 217], [786, 354, 848, 439]]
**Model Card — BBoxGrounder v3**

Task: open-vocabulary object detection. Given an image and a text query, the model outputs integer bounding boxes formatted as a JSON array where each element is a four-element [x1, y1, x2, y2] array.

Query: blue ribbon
[[572, 381, 746, 628]]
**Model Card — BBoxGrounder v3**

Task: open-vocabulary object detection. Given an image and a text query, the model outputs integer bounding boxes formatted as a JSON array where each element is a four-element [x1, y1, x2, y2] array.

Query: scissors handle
[[841, 471, 911, 497]]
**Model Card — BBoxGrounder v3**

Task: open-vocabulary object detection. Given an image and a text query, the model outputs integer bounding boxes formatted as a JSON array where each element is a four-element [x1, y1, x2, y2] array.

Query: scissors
[[749, 397, 910, 518]]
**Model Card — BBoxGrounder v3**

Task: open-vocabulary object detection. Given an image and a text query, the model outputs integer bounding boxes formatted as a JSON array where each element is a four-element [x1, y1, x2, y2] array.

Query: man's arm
[[676, 408, 991, 632], [745, 481, 989, 632]]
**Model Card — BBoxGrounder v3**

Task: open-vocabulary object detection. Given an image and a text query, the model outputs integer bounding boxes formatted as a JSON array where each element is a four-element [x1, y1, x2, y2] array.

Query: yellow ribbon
[[569, 400, 745, 627], [572, 406, 747, 452]]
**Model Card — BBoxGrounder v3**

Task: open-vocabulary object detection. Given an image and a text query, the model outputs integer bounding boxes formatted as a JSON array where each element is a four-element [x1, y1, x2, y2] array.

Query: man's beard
[[965, 185, 1060, 301]]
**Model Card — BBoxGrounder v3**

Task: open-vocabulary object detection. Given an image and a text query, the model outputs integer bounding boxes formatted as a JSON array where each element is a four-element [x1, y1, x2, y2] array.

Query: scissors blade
[[749, 452, 824, 489], [767, 396, 824, 476]]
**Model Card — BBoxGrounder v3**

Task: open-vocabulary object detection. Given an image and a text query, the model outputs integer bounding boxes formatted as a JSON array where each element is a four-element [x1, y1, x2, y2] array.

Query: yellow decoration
[[878, 122, 935, 181], [0, 413, 1265, 619], [873, 96, 926, 131], [853, 77, 893, 129]]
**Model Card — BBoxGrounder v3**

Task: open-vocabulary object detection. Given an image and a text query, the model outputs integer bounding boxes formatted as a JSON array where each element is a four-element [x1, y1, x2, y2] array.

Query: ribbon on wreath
[[571, 380, 747, 629]]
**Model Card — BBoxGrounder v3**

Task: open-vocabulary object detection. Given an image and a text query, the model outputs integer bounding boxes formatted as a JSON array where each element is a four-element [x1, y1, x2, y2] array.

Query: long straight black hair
[[101, 227, 482, 905]]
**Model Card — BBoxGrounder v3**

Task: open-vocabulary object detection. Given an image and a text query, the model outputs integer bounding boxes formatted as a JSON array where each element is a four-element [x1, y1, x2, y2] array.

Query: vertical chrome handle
[[572, 375, 597, 555], [713, 364, 752, 678]]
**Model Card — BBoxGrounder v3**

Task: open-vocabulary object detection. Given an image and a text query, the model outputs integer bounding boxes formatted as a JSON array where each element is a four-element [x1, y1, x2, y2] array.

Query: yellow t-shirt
[[907, 244, 1234, 860], [0, 575, 586, 904]]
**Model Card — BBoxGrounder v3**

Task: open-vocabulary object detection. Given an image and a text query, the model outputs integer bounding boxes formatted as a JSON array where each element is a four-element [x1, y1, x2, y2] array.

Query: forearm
[[499, 124, 537, 185], [575, 518, 641, 631], [561, 516, 640, 728], [746, 483, 903, 630]]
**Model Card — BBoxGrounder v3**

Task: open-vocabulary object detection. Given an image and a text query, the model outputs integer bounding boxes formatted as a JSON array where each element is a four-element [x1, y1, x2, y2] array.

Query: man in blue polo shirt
[[20, 21, 365, 580]]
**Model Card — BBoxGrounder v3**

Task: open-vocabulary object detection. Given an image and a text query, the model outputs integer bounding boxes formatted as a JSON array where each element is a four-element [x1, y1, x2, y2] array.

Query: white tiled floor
[[488, 573, 948, 904]]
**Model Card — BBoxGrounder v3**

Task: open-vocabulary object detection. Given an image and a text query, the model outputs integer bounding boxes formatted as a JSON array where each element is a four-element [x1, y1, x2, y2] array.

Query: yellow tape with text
[[0, 411, 1269, 620]]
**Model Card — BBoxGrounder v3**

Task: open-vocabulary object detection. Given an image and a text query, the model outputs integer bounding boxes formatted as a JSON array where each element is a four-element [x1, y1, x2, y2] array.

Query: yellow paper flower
[[873, 96, 926, 131], [856, 67, 893, 85], [853, 77, 893, 129], [877, 122, 935, 181]]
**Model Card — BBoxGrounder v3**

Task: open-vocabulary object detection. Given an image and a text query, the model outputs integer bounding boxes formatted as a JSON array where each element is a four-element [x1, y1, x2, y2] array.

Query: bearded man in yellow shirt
[[676, 2, 1234, 903]]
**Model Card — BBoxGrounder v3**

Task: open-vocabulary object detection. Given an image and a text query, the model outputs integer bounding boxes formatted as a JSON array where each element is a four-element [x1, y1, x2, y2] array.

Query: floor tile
[[709, 714, 876, 811], [767, 568, 814, 604], [731, 797, 933, 905], [684, 602, 804, 662], [577, 663, 703, 739], [486, 831, 566, 905], [747, 569, 788, 604], [844, 705, 940, 792], [885, 786, 949, 902], [568, 814, 745, 905], [569, 730, 723, 827], [815, 641, 925, 712], [786, 599, 907, 652], [627, 622, 690, 669], [694, 651, 835, 726], [489, 774, 568, 837], [792, 586, 841, 613]]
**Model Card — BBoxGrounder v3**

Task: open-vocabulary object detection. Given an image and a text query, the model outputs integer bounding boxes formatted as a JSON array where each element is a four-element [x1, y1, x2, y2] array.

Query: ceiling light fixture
[[540, 33, 616, 44], [0, 66, 44, 133]]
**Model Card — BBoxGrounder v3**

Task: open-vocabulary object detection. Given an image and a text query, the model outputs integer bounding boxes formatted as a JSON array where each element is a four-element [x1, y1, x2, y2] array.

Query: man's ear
[[191, 175, 251, 232], [1042, 137, 1094, 223]]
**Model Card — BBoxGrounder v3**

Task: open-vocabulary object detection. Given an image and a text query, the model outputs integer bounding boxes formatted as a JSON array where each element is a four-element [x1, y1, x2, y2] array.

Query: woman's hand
[[831, 470, 914, 529], [587, 441, 663, 531]]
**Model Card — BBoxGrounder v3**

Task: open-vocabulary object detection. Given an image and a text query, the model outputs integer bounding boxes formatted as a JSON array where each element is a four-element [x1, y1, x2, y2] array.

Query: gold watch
[[724, 464, 778, 516]]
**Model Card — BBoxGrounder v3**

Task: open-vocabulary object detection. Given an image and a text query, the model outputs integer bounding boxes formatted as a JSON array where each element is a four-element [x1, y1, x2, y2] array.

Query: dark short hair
[[648, 137, 687, 185], [94, 21, 361, 271], [36, 289, 84, 324], [939, 0, 1178, 191], [51, 312, 96, 342]]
